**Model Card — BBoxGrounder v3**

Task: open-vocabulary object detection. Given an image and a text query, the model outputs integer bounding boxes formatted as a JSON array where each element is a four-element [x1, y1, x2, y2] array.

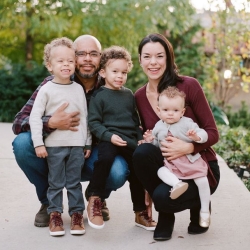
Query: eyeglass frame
[[75, 51, 102, 58]]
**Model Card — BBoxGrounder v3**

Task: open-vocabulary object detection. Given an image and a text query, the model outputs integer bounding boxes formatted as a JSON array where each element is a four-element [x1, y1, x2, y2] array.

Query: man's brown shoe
[[70, 212, 85, 235], [101, 201, 110, 221], [87, 196, 105, 229], [34, 204, 50, 227], [49, 212, 65, 236], [135, 210, 157, 231]]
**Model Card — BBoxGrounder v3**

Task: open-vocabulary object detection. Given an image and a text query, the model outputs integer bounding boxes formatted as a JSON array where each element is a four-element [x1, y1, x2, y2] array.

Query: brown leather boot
[[34, 204, 50, 227], [70, 212, 85, 235], [135, 210, 157, 231]]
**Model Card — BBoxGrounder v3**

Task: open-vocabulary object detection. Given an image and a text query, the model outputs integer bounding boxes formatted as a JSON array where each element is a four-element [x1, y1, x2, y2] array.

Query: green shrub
[[225, 101, 250, 128], [244, 179, 250, 191], [0, 62, 48, 122], [213, 125, 250, 168], [210, 103, 229, 125], [213, 125, 250, 191]]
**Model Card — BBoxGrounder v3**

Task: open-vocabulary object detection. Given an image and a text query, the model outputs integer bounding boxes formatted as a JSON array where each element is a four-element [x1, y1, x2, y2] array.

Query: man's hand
[[111, 134, 127, 146], [160, 136, 194, 161], [35, 146, 48, 158], [48, 103, 80, 131]]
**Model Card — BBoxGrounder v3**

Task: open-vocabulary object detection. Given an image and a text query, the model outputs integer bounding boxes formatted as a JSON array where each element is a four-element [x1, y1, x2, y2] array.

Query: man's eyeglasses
[[75, 51, 101, 58]]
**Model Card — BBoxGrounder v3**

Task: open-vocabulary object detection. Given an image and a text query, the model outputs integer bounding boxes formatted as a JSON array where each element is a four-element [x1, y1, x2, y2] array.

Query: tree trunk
[[25, 31, 33, 62], [25, 0, 33, 68]]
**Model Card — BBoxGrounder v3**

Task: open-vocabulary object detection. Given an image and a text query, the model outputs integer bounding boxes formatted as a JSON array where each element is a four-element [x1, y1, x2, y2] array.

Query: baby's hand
[[35, 146, 48, 158], [143, 129, 154, 143], [187, 129, 200, 142], [111, 134, 127, 146]]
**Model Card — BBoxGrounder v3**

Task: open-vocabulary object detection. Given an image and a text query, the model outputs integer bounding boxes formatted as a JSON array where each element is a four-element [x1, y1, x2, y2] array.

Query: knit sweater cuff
[[102, 131, 113, 142], [85, 145, 92, 150]]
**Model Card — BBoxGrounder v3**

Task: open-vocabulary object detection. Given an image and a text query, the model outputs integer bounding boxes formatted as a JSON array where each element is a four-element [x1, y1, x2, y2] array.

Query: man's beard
[[75, 67, 99, 79]]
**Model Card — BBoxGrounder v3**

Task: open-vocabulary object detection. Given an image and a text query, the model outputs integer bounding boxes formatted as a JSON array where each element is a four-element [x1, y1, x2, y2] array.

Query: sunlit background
[[191, 0, 250, 11]]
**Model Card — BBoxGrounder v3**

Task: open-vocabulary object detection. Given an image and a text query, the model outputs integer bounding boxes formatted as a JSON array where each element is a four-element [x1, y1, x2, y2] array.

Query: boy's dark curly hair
[[100, 46, 133, 72]]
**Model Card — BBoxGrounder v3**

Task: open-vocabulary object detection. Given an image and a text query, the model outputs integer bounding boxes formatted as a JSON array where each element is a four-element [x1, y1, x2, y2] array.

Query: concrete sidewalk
[[0, 122, 250, 250]]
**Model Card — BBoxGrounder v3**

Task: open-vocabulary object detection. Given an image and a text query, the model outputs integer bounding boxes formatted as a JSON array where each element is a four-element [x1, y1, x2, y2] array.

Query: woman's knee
[[152, 183, 173, 211], [209, 161, 220, 194], [133, 144, 163, 168], [133, 143, 152, 159]]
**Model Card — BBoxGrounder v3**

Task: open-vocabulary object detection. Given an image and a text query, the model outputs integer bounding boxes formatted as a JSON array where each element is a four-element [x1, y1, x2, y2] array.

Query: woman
[[133, 33, 220, 241]]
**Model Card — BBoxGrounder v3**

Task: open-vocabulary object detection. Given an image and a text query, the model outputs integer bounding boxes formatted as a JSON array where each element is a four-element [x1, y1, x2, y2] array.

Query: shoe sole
[[49, 230, 65, 236], [153, 236, 172, 241], [103, 215, 110, 221], [34, 221, 49, 227], [135, 222, 156, 231], [70, 229, 86, 235], [188, 227, 208, 235], [87, 214, 105, 229], [170, 183, 188, 199]]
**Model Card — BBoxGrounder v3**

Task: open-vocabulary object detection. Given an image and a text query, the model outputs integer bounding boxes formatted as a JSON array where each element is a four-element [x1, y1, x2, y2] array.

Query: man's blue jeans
[[12, 132, 129, 205]]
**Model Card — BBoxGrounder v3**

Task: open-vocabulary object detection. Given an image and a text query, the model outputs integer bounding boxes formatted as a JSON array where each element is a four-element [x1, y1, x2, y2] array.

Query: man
[[12, 35, 156, 231]]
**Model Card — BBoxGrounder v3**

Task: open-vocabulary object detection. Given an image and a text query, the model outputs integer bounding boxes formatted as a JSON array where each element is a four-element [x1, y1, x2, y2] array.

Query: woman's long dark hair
[[138, 33, 183, 93]]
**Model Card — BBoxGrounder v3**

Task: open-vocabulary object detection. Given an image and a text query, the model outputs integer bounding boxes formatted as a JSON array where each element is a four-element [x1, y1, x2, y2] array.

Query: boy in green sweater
[[87, 46, 156, 230]]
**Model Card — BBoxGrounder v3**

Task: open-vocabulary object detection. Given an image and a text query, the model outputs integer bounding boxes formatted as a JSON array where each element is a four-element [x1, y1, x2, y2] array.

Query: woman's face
[[139, 42, 167, 82]]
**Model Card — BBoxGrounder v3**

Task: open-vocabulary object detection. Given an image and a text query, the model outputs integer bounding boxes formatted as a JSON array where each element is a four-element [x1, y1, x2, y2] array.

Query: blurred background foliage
[[0, 0, 250, 124]]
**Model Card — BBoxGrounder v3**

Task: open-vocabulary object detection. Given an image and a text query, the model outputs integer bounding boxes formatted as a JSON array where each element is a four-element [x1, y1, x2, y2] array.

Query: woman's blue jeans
[[12, 132, 129, 205]]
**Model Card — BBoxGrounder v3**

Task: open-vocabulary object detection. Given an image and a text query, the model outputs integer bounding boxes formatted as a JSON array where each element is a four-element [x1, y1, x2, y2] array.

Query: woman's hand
[[160, 136, 194, 161], [138, 140, 145, 145]]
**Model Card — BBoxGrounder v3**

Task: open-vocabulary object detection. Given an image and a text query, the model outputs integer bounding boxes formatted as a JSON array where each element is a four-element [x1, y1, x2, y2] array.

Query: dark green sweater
[[88, 86, 142, 149]]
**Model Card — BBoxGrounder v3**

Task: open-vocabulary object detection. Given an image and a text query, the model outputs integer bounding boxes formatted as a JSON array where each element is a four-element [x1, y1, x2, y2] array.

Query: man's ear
[[99, 69, 105, 78]]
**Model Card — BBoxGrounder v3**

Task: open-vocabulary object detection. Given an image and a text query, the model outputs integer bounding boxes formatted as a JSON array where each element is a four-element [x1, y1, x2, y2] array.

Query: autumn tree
[[0, 0, 84, 63], [201, 0, 250, 108], [0, 0, 203, 90]]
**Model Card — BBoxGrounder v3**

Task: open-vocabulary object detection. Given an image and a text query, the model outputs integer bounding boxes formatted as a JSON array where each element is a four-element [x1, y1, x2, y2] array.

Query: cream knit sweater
[[30, 81, 91, 148]]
